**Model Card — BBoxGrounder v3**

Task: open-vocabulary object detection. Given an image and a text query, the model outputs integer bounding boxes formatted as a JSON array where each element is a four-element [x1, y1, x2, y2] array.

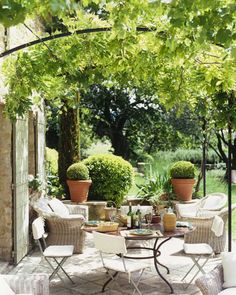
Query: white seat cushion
[[203, 195, 222, 210], [219, 288, 236, 295], [34, 197, 53, 214], [103, 257, 148, 273], [48, 198, 69, 217], [44, 245, 74, 257], [0, 277, 15, 295], [184, 243, 213, 255], [222, 252, 236, 288]]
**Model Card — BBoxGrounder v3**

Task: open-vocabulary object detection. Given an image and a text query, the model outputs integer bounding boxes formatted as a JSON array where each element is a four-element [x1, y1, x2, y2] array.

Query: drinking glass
[[109, 210, 116, 222], [145, 212, 152, 229]]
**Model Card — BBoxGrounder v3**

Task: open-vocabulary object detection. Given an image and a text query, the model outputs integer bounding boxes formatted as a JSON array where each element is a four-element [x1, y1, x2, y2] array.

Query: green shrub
[[170, 161, 195, 179], [66, 163, 90, 180], [83, 154, 134, 207], [46, 147, 65, 197]]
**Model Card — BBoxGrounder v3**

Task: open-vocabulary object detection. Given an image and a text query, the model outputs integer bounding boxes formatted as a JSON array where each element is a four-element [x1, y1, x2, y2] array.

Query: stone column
[[0, 104, 13, 261]]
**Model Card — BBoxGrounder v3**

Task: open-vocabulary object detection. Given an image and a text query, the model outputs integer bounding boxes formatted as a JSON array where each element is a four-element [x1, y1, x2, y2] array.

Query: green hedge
[[83, 154, 134, 207]]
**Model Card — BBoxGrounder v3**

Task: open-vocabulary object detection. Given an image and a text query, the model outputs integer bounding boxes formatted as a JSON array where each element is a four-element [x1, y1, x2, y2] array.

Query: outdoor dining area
[[1, 194, 235, 295]]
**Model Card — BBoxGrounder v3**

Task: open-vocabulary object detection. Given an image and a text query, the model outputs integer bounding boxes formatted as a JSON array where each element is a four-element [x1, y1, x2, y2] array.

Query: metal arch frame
[[0, 26, 156, 59]]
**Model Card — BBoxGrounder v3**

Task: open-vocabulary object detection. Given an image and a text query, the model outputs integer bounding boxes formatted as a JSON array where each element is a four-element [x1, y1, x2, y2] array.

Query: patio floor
[[0, 234, 225, 295]]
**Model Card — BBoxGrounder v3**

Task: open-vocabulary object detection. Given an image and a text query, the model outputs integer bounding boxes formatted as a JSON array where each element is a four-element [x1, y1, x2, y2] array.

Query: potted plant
[[137, 172, 172, 223], [66, 162, 92, 203], [170, 161, 195, 201]]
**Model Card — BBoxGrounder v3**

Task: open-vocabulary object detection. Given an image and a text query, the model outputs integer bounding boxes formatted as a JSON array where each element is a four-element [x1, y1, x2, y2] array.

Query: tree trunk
[[58, 97, 80, 198], [111, 130, 130, 160]]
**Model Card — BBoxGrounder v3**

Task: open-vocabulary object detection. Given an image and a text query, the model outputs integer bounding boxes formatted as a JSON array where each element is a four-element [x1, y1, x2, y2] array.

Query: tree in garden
[[82, 84, 202, 160], [0, 0, 235, 191]]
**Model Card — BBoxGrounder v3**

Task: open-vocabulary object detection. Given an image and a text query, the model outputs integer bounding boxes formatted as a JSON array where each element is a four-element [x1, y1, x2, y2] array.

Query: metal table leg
[[102, 271, 118, 292], [153, 237, 174, 294]]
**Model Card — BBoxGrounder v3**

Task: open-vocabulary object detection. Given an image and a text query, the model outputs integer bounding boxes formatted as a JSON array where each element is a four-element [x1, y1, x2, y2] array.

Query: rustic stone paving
[[0, 233, 226, 295]]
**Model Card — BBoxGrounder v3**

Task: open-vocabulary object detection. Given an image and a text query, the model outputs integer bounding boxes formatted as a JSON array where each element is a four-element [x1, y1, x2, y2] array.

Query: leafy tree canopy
[[0, 0, 235, 128]]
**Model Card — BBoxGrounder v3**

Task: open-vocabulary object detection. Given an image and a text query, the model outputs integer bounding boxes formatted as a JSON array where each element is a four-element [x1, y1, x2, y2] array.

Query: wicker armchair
[[32, 197, 88, 254], [176, 193, 227, 219], [183, 204, 236, 254], [195, 264, 223, 295], [1, 273, 49, 295]]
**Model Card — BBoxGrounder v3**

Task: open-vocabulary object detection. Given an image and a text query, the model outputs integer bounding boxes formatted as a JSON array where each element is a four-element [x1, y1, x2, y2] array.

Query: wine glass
[[109, 210, 116, 222], [145, 212, 152, 229]]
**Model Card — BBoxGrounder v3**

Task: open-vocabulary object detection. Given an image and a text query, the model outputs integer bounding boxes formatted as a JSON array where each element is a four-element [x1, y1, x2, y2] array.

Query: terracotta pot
[[163, 211, 176, 231], [171, 178, 195, 201], [67, 179, 92, 203]]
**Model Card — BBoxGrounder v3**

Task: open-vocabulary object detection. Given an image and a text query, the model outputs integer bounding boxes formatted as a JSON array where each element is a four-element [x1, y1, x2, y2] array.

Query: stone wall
[[0, 103, 13, 261]]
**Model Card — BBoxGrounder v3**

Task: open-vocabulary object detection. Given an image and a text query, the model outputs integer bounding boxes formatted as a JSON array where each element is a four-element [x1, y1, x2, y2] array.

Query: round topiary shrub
[[66, 162, 90, 180], [83, 154, 134, 207], [170, 161, 195, 179]]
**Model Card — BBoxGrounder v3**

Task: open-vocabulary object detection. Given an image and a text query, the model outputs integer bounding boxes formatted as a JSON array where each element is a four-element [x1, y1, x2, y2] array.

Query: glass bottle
[[135, 204, 142, 228], [127, 202, 133, 229]]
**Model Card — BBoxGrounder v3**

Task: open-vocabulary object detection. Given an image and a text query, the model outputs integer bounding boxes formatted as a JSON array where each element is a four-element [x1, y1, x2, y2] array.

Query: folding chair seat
[[32, 217, 74, 284], [93, 231, 148, 295]]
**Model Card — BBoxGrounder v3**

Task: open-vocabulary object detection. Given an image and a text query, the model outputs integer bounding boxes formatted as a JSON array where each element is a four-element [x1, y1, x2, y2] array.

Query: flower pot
[[171, 178, 195, 201], [67, 179, 92, 203]]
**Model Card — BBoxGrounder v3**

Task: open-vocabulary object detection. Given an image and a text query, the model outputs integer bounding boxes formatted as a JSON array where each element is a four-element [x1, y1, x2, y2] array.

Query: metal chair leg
[[182, 255, 211, 289], [52, 257, 75, 284]]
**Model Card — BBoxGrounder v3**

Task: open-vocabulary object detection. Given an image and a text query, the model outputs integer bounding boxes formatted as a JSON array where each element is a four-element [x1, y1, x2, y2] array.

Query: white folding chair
[[181, 243, 214, 288], [181, 215, 225, 288], [32, 217, 74, 284], [93, 231, 148, 295]]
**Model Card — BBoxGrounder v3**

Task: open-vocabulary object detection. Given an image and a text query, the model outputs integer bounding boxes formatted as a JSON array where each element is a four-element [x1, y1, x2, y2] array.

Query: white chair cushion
[[184, 243, 213, 255], [211, 215, 224, 237], [203, 195, 222, 210], [0, 277, 15, 295], [176, 203, 199, 218], [43, 245, 74, 257], [48, 198, 69, 217], [222, 252, 236, 288], [219, 288, 236, 295], [202, 193, 226, 210], [103, 257, 148, 273], [34, 197, 53, 214]]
